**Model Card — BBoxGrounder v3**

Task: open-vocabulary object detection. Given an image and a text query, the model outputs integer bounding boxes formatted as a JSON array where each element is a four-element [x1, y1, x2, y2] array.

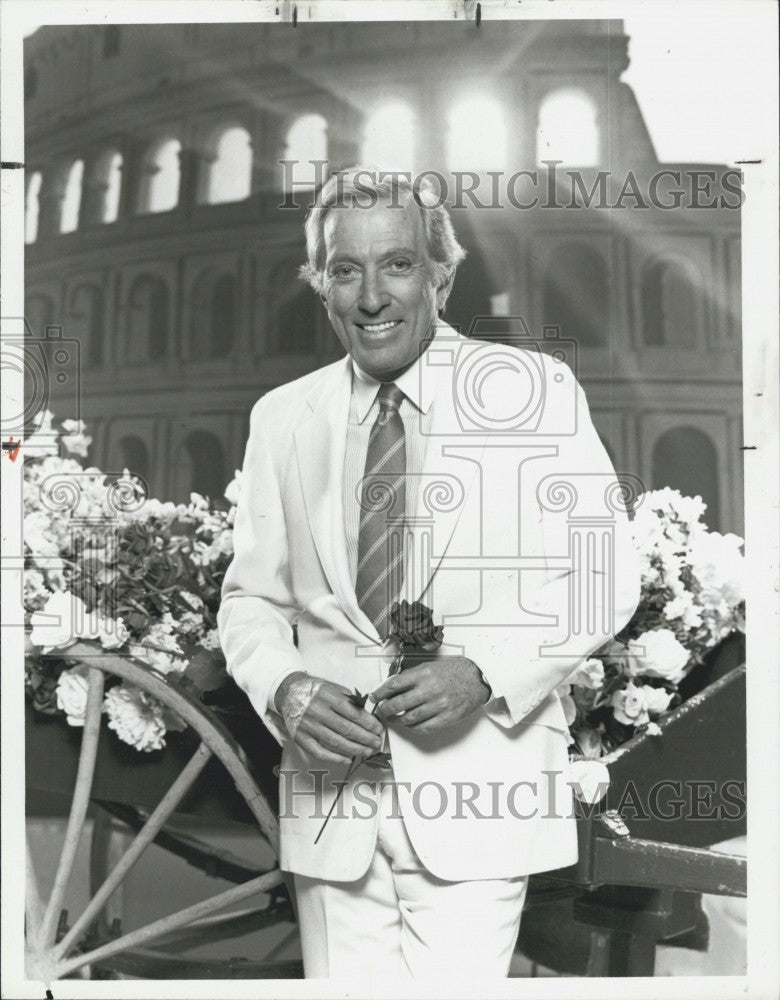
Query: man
[[218, 168, 640, 978]]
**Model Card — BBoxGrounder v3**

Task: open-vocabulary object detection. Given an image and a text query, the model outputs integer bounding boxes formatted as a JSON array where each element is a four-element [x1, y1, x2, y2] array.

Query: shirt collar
[[350, 326, 439, 424]]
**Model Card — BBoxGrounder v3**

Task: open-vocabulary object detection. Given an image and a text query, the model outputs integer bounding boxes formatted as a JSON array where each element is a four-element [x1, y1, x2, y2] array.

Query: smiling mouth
[[357, 321, 401, 333]]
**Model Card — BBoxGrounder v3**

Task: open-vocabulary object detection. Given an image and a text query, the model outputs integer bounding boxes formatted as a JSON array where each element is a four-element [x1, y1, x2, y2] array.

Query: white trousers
[[293, 784, 528, 980]]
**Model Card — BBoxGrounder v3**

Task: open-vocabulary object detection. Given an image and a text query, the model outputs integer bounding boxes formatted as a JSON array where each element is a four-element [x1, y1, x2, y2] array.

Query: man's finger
[[331, 698, 385, 739], [377, 687, 429, 718], [296, 734, 353, 766], [398, 700, 443, 726], [371, 665, 429, 702]]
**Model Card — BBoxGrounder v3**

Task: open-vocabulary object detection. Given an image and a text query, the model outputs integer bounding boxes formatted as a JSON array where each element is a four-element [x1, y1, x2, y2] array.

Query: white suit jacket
[[218, 324, 641, 881]]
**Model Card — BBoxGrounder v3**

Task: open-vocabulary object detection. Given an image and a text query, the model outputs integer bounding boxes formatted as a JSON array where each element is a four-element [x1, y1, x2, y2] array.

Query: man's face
[[321, 196, 447, 381]]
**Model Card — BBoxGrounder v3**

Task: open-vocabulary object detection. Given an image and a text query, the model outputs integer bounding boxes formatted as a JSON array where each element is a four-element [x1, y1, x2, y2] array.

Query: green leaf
[[347, 689, 369, 709], [362, 752, 392, 770]]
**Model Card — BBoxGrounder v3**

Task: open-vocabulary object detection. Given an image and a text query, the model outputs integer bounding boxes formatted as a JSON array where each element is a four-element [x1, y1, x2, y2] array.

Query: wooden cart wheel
[[25, 643, 302, 981]]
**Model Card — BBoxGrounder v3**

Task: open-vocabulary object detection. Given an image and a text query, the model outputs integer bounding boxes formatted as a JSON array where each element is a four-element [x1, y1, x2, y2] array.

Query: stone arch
[[284, 114, 328, 189], [200, 125, 252, 204], [536, 88, 600, 166], [651, 426, 720, 529], [641, 256, 701, 348], [125, 274, 169, 363], [137, 137, 181, 214], [175, 430, 226, 503], [190, 269, 236, 359], [67, 283, 104, 368], [268, 258, 317, 354]]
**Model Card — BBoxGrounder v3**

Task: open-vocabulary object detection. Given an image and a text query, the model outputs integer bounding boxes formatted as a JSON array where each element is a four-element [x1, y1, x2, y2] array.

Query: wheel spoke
[[57, 868, 284, 978], [25, 838, 46, 940], [55, 741, 212, 959], [37, 667, 105, 949]]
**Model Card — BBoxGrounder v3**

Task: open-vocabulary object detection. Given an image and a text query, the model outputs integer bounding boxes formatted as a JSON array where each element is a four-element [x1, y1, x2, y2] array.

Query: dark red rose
[[389, 600, 444, 651]]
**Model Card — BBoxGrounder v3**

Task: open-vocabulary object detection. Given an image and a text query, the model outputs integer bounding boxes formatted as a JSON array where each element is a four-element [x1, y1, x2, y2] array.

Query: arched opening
[[447, 97, 507, 173], [137, 138, 181, 214], [652, 427, 721, 530], [536, 88, 600, 167], [25, 171, 42, 244], [175, 431, 226, 503], [125, 275, 169, 363], [268, 259, 317, 354], [202, 126, 252, 204], [60, 159, 84, 233], [68, 284, 104, 368], [642, 258, 700, 348], [190, 270, 236, 359], [94, 149, 123, 224], [361, 103, 415, 173], [114, 435, 150, 483], [284, 115, 328, 189], [543, 242, 609, 348], [25, 294, 54, 337]]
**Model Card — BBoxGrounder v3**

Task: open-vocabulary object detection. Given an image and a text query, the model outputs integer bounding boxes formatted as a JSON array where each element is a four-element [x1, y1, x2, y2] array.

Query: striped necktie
[[355, 382, 406, 638]]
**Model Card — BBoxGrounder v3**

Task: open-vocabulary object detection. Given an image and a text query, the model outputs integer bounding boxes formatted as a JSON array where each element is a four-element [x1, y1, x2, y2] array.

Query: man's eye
[[332, 265, 356, 279], [389, 259, 412, 272]]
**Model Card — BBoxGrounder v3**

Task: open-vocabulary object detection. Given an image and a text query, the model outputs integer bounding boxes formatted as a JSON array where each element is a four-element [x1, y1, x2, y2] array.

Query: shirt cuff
[[267, 666, 306, 716]]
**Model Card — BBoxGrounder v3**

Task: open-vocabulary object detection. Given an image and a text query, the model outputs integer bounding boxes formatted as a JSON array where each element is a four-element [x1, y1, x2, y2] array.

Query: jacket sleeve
[[217, 397, 307, 745], [465, 360, 642, 729]]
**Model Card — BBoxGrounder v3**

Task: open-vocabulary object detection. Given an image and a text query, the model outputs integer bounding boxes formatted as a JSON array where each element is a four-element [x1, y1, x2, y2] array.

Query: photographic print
[[2, 1, 777, 997]]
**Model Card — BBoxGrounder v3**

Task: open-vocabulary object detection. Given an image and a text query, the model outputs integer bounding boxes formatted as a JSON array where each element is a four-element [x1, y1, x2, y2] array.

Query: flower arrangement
[[24, 411, 238, 752], [559, 487, 745, 759], [24, 416, 745, 764]]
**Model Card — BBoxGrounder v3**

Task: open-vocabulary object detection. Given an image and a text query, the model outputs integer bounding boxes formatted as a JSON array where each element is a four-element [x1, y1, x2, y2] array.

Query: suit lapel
[[294, 359, 379, 643]]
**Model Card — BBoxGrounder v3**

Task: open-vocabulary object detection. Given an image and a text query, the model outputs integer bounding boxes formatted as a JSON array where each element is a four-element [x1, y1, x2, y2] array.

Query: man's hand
[[275, 672, 385, 766], [371, 657, 491, 734]]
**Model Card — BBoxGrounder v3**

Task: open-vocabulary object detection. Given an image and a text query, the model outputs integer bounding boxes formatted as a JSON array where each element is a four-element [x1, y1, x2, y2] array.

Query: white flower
[[626, 629, 690, 685], [25, 410, 59, 457], [611, 682, 650, 726], [224, 470, 242, 507], [645, 722, 663, 736], [569, 760, 611, 804], [689, 529, 745, 611], [56, 666, 90, 726], [190, 492, 209, 510], [663, 592, 703, 630], [571, 658, 605, 690], [24, 569, 52, 611], [98, 617, 130, 651], [24, 511, 60, 557], [642, 686, 674, 717], [200, 628, 222, 652], [29, 591, 83, 652], [61, 419, 92, 457], [180, 591, 205, 612], [555, 683, 577, 726], [104, 684, 168, 752]]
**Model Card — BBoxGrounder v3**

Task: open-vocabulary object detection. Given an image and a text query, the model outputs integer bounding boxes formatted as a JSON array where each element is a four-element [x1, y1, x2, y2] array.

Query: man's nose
[[357, 269, 391, 314]]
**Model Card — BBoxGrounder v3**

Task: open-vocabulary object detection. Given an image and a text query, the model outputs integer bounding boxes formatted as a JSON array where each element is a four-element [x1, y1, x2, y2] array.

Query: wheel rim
[[25, 643, 296, 980]]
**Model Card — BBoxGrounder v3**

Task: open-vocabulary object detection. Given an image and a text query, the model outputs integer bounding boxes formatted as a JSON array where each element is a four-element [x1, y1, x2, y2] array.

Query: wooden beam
[[591, 835, 746, 896]]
